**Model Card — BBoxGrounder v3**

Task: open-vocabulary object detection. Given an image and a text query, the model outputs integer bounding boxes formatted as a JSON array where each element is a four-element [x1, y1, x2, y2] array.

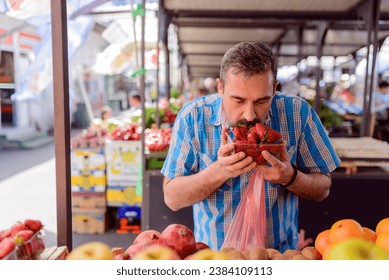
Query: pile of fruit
[[145, 128, 172, 152], [108, 123, 141, 141], [66, 223, 321, 260], [314, 217, 389, 260], [232, 122, 284, 165], [0, 219, 45, 260], [71, 126, 108, 148]]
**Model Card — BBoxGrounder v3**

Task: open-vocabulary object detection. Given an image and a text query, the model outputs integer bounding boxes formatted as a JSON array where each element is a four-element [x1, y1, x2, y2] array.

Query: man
[[161, 42, 340, 252]]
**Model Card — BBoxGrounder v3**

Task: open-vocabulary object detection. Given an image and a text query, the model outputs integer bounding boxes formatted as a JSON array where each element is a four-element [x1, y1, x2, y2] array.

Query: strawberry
[[0, 238, 16, 259], [255, 123, 282, 143], [10, 222, 27, 237], [232, 126, 248, 141], [14, 229, 34, 245], [0, 229, 11, 242], [247, 127, 259, 144], [24, 219, 43, 233]]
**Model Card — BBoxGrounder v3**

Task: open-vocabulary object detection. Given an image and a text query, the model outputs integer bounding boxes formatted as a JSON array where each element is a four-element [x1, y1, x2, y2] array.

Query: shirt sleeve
[[297, 104, 341, 174], [161, 110, 198, 179]]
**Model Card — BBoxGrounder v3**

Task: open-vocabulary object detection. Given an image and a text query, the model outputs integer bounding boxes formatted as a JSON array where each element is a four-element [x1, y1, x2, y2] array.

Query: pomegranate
[[133, 230, 161, 245], [158, 224, 196, 259], [195, 241, 210, 252]]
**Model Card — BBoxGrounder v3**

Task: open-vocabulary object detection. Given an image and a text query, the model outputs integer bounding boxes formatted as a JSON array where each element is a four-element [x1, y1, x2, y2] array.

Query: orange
[[376, 218, 389, 236], [376, 231, 389, 252], [314, 229, 331, 255], [329, 219, 365, 244], [362, 227, 376, 242]]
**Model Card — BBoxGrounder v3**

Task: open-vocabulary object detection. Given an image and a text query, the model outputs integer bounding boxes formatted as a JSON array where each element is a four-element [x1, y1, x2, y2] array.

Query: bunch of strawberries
[[232, 122, 284, 165], [0, 219, 44, 260]]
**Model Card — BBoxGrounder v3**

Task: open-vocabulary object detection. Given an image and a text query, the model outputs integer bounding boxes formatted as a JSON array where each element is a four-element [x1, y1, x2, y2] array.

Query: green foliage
[[306, 99, 344, 129]]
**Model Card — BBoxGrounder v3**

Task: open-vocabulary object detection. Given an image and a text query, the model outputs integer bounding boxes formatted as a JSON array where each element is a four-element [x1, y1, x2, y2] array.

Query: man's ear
[[216, 78, 224, 96]]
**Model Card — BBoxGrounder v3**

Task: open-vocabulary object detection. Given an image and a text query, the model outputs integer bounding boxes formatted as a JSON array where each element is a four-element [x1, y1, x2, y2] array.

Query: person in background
[[128, 90, 141, 110], [100, 105, 112, 120], [161, 42, 340, 252]]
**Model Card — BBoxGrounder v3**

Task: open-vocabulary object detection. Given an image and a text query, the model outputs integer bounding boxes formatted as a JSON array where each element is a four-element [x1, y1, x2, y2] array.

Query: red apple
[[24, 219, 43, 233], [158, 224, 196, 259], [132, 244, 181, 260], [133, 230, 161, 245]]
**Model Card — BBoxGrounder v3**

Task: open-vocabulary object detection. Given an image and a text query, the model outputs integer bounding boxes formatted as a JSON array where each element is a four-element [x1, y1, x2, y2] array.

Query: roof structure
[[160, 0, 389, 78]]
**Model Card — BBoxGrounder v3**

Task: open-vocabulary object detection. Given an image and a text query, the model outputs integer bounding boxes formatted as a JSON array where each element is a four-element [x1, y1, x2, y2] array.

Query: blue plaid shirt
[[161, 93, 341, 252]]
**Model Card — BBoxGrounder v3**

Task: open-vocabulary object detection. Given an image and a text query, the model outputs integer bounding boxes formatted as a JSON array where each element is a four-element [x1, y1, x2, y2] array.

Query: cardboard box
[[105, 140, 141, 186], [71, 169, 106, 192], [72, 192, 106, 210], [71, 148, 106, 171], [106, 185, 142, 207], [72, 209, 107, 234], [116, 206, 141, 234]]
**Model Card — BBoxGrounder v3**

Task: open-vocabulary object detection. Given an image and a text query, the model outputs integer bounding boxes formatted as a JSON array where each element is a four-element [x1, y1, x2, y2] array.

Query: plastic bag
[[222, 169, 266, 252]]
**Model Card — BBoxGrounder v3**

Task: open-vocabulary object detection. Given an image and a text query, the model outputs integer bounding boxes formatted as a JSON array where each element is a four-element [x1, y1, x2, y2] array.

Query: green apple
[[132, 244, 181, 260], [66, 242, 114, 260], [325, 238, 389, 260]]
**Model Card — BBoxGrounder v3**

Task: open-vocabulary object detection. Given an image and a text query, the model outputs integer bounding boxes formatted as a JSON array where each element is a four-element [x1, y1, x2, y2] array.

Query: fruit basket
[[234, 141, 286, 165], [15, 229, 45, 260]]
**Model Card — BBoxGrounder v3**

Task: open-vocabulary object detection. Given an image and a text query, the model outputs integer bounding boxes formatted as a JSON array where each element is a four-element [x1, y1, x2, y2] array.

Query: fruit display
[[0, 219, 45, 260], [108, 123, 141, 141], [145, 128, 172, 152], [71, 126, 108, 148], [231, 121, 284, 165], [314, 217, 389, 260]]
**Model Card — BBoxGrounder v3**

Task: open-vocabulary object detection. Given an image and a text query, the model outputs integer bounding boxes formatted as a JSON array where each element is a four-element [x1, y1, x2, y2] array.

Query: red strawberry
[[10, 222, 27, 237], [14, 229, 34, 245], [0, 229, 11, 242], [255, 123, 267, 140], [264, 130, 282, 143], [232, 126, 248, 141], [247, 127, 259, 144], [24, 219, 43, 233], [0, 238, 16, 259], [255, 123, 282, 143]]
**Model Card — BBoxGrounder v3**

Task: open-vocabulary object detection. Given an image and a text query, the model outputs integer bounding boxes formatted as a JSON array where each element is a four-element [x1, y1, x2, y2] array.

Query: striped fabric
[[161, 92, 341, 252]]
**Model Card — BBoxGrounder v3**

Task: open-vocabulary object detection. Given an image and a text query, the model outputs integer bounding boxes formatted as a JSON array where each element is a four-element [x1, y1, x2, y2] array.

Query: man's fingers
[[221, 126, 229, 146]]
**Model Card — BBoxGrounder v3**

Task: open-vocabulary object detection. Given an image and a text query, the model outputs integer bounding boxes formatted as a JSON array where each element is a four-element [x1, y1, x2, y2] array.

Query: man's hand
[[217, 126, 257, 180], [256, 142, 295, 185]]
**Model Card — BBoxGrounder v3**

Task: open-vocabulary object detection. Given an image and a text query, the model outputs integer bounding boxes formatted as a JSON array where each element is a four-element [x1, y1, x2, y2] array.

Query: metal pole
[[314, 22, 328, 113], [50, 0, 72, 250], [140, 0, 148, 230]]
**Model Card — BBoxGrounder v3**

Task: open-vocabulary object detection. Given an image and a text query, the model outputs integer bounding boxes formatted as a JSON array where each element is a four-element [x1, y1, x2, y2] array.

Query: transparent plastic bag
[[222, 169, 266, 252]]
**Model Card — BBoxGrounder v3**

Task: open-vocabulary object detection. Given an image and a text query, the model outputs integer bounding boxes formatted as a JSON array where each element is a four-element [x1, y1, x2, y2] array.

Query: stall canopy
[[160, 0, 389, 78]]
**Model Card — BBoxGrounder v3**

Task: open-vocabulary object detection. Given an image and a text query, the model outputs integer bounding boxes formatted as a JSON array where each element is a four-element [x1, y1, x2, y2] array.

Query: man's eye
[[235, 100, 244, 104]]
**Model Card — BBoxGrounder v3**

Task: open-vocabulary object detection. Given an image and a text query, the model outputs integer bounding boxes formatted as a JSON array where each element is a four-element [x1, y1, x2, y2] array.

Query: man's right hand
[[217, 126, 257, 180]]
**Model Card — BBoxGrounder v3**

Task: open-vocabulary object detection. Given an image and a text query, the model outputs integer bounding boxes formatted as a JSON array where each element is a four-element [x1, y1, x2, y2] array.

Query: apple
[[133, 230, 161, 245], [325, 238, 389, 260], [158, 224, 196, 259], [132, 244, 181, 260], [66, 242, 114, 260], [185, 248, 229, 260]]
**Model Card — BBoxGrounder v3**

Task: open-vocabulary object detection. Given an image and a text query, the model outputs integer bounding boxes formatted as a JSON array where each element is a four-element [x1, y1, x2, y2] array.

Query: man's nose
[[242, 103, 256, 121]]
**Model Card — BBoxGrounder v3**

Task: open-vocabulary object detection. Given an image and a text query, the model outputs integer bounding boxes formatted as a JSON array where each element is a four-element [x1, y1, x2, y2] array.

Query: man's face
[[217, 70, 277, 126]]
